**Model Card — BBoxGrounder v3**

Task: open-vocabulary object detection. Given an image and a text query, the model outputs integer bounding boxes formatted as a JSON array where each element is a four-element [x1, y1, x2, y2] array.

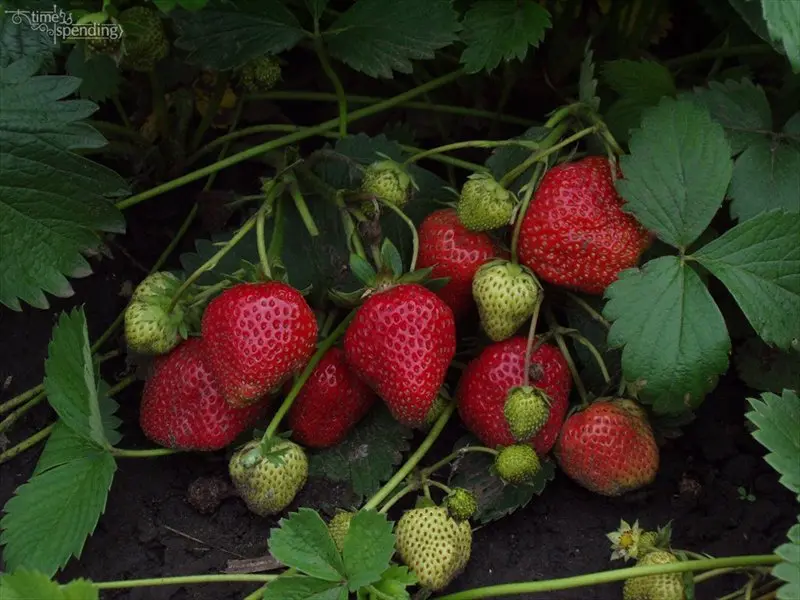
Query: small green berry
[[328, 511, 355, 552], [456, 173, 515, 231], [239, 56, 281, 92], [472, 260, 541, 341], [119, 7, 169, 72], [495, 444, 541, 484], [360, 160, 413, 212], [504, 386, 551, 441], [445, 488, 478, 521]]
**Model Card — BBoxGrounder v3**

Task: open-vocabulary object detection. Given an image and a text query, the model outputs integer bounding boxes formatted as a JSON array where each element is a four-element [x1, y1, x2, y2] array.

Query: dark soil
[[0, 234, 795, 600]]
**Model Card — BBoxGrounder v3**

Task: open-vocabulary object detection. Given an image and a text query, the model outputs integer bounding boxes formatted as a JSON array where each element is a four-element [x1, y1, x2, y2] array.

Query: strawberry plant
[[0, 0, 798, 599]]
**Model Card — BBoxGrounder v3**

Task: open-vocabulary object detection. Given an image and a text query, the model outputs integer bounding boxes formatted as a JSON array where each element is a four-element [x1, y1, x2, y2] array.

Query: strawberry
[[201, 282, 318, 407], [395, 506, 472, 590], [328, 511, 355, 552], [344, 283, 456, 428], [445, 488, 478, 522], [118, 7, 168, 72], [472, 260, 541, 341], [140, 338, 265, 451], [457, 173, 515, 231], [555, 398, 659, 496], [238, 55, 281, 92], [623, 550, 685, 600], [518, 156, 651, 294], [360, 160, 413, 210], [416, 209, 501, 320], [457, 337, 571, 454], [504, 386, 550, 441], [494, 444, 541, 484], [288, 347, 377, 449]]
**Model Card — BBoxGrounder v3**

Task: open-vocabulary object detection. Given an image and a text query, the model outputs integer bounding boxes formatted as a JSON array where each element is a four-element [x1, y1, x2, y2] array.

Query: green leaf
[[359, 565, 416, 600], [65, 44, 121, 103], [785, 112, 800, 135], [729, 138, 800, 221], [306, 0, 329, 22], [736, 336, 800, 394], [774, 521, 800, 600], [262, 576, 347, 600], [44, 309, 107, 447], [694, 211, 800, 350], [448, 436, 555, 524], [684, 79, 772, 155], [602, 59, 676, 143], [761, 0, 800, 72], [603, 256, 731, 413], [268, 508, 345, 581], [746, 389, 800, 495], [308, 405, 413, 502], [0, 12, 53, 68], [172, 0, 305, 70], [325, 0, 460, 78], [0, 62, 128, 310], [459, 0, 550, 74], [0, 569, 98, 600], [0, 447, 116, 576], [178, 0, 209, 10], [579, 42, 600, 112], [380, 239, 403, 277], [342, 510, 395, 591], [616, 97, 733, 250], [152, 0, 178, 11]]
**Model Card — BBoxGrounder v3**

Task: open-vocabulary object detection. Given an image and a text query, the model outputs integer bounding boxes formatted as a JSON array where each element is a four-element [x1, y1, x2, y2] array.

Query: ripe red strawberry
[[202, 282, 317, 407], [417, 208, 502, 320], [140, 338, 265, 450], [518, 156, 651, 294], [555, 398, 659, 496], [288, 347, 377, 448], [457, 336, 571, 454], [344, 283, 456, 428]]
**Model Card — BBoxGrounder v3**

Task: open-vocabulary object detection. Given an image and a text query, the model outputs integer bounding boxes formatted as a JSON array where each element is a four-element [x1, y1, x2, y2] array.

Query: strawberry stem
[[256, 195, 273, 280], [434, 555, 781, 599], [117, 69, 466, 211], [362, 402, 456, 511], [263, 311, 356, 440], [93, 574, 278, 591], [562, 331, 611, 385], [420, 446, 498, 479], [0, 423, 54, 465], [312, 21, 348, 138], [190, 71, 231, 152], [523, 298, 543, 388], [378, 483, 419, 514], [403, 140, 539, 167], [335, 193, 369, 262], [426, 479, 453, 496], [110, 448, 182, 458], [564, 292, 611, 329], [288, 175, 320, 237], [377, 200, 419, 271], [148, 70, 169, 141], [545, 307, 589, 405]]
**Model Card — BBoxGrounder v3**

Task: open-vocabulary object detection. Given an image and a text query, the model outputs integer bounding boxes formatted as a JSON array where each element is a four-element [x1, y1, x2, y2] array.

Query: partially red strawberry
[[140, 338, 265, 450], [288, 347, 377, 448], [457, 336, 571, 454], [344, 283, 456, 428], [417, 209, 502, 320], [555, 398, 659, 496], [201, 282, 317, 407], [518, 156, 651, 294]]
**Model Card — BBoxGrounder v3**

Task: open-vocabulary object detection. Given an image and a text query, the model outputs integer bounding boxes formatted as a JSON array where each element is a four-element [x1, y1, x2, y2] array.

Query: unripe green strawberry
[[132, 272, 182, 304], [504, 386, 550, 441], [623, 550, 685, 600], [456, 173, 515, 231], [239, 56, 281, 92], [495, 444, 541, 484], [639, 531, 659, 555], [228, 439, 308, 516], [124, 301, 184, 355], [119, 7, 168, 72], [86, 34, 122, 57], [328, 511, 355, 552], [360, 160, 413, 210], [445, 488, 477, 521], [472, 260, 541, 341], [395, 506, 472, 590]]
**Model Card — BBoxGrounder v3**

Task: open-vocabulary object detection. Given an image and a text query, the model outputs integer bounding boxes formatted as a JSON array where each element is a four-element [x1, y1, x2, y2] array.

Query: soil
[[0, 231, 795, 600]]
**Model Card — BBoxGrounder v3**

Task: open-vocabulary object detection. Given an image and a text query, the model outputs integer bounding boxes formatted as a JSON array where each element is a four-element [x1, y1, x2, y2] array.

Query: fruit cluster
[[124, 153, 659, 593]]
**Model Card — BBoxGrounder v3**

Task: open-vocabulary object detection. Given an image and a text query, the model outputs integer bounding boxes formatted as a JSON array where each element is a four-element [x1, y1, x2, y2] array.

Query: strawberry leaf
[[746, 389, 800, 495], [0, 55, 128, 310], [579, 41, 600, 112], [448, 436, 555, 524], [324, 0, 460, 78], [172, 0, 305, 70], [306, 0, 329, 22], [308, 405, 413, 503], [616, 98, 733, 251], [65, 44, 121, 103], [735, 336, 800, 394], [0, 446, 116, 576], [761, 0, 800, 72], [357, 565, 416, 600], [268, 508, 345, 581], [44, 309, 107, 448], [728, 138, 800, 221], [0, 569, 97, 600], [774, 521, 800, 600], [459, 0, 551, 74], [0, 13, 53, 68], [694, 211, 800, 350], [341, 510, 395, 591], [603, 256, 731, 413], [262, 575, 347, 600]]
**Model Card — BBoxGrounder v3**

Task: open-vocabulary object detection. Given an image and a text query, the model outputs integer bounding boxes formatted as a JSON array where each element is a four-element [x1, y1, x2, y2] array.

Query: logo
[[11, 5, 124, 45]]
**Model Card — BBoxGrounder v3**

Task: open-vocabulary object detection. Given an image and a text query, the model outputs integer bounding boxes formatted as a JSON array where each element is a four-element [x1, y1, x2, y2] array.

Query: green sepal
[[328, 287, 368, 308], [423, 277, 451, 292], [350, 254, 378, 287], [396, 266, 435, 285], [380, 239, 404, 278]]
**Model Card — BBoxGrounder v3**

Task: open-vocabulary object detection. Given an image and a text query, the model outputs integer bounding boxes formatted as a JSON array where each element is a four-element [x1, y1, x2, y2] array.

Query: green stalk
[[404, 139, 540, 166], [435, 555, 781, 600], [313, 24, 347, 137], [509, 162, 544, 263], [90, 120, 147, 145], [565, 292, 610, 328], [116, 70, 465, 211], [0, 384, 44, 415], [267, 195, 286, 263], [378, 201, 419, 271], [563, 331, 611, 384], [149, 70, 168, 140], [110, 447, 181, 458], [289, 178, 321, 237], [256, 199, 272, 280], [426, 479, 453, 495], [523, 298, 543, 388], [663, 44, 773, 69], [0, 391, 46, 434], [93, 574, 278, 590], [190, 71, 231, 151], [378, 483, 419, 514], [420, 446, 498, 478], [263, 312, 356, 440], [245, 91, 534, 126], [546, 307, 588, 405], [0, 424, 55, 465], [363, 403, 456, 511], [202, 95, 246, 191]]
